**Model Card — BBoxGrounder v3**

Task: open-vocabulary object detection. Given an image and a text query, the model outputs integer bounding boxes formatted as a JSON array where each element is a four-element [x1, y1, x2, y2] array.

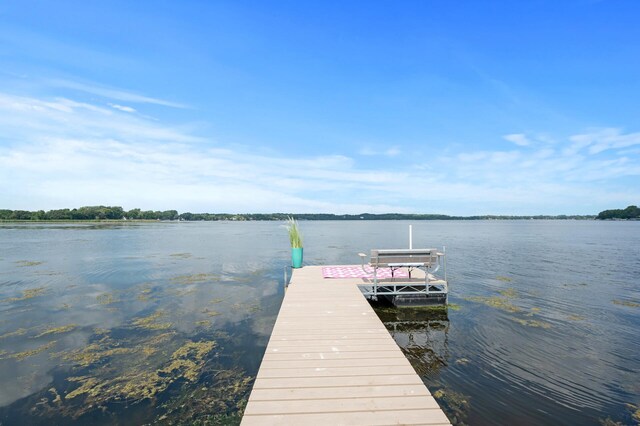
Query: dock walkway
[[242, 266, 450, 425]]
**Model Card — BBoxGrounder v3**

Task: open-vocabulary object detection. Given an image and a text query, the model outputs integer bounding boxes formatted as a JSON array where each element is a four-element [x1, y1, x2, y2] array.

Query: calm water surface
[[0, 221, 638, 425]]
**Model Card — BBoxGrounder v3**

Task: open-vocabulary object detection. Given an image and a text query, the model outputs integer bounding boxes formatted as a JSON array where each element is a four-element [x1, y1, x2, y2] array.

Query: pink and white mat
[[321, 265, 409, 279]]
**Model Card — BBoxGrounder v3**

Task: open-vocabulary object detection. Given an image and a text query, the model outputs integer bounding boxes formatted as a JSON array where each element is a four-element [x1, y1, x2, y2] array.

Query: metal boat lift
[[357, 248, 448, 306]]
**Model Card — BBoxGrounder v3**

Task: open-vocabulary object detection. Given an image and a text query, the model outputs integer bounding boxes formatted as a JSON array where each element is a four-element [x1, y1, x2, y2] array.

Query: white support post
[[409, 225, 413, 249]]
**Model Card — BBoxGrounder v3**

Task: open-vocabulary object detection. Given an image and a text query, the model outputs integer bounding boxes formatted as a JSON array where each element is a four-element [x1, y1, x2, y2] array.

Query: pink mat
[[322, 265, 409, 279]]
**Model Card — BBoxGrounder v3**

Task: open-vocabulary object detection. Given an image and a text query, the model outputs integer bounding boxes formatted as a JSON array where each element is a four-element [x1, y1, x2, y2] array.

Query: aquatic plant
[[15, 260, 44, 267], [566, 314, 585, 321], [43, 334, 219, 421], [171, 273, 219, 285], [432, 388, 470, 425], [496, 276, 512, 282], [613, 299, 640, 308], [169, 253, 192, 259], [1, 286, 48, 303], [498, 288, 518, 298], [464, 296, 521, 313], [34, 324, 77, 338], [285, 217, 303, 248], [131, 310, 173, 330], [508, 317, 552, 329], [0, 328, 27, 340], [3, 341, 57, 361], [96, 293, 118, 305], [623, 403, 640, 424]]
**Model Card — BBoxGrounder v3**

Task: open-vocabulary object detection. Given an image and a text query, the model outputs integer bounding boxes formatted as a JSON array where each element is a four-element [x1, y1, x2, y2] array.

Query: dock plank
[[241, 265, 450, 425]]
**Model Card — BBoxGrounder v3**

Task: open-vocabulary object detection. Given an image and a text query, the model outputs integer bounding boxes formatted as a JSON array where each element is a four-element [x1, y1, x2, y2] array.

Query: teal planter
[[291, 247, 303, 268]]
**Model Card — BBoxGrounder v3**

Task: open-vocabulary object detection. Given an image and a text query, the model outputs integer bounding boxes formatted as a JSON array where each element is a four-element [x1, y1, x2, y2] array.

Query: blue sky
[[1, 0, 639, 215]]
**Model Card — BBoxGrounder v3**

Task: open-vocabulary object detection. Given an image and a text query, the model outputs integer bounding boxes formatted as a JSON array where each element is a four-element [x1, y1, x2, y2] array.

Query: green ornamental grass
[[286, 217, 303, 248]]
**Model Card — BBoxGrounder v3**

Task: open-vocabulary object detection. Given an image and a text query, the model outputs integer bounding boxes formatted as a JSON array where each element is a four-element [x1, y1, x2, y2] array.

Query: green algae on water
[[97, 293, 118, 305], [613, 299, 640, 308], [432, 388, 470, 425], [464, 296, 521, 313], [498, 288, 518, 298], [0, 328, 27, 340], [131, 310, 173, 330], [508, 317, 552, 329], [171, 273, 219, 285], [1, 286, 48, 303], [496, 276, 513, 282], [567, 314, 585, 321], [169, 253, 192, 259], [15, 260, 44, 267], [3, 341, 57, 361], [34, 324, 77, 338]]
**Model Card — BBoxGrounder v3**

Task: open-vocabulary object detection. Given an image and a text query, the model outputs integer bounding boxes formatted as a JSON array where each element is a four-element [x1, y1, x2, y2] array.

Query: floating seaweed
[[58, 339, 217, 411], [625, 403, 640, 423], [496, 276, 512, 282], [34, 324, 77, 338], [137, 287, 153, 302], [15, 260, 44, 267], [2, 341, 57, 361], [612, 299, 640, 308], [498, 288, 518, 298], [508, 317, 552, 329], [432, 388, 470, 425], [131, 311, 173, 330], [567, 314, 585, 321], [0, 328, 27, 340], [1, 286, 48, 303], [171, 273, 219, 285], [96, 293, 118, 305], [169, 253, 192, 259], [155, 368, 253, 425], [464, 296, 521, 313]]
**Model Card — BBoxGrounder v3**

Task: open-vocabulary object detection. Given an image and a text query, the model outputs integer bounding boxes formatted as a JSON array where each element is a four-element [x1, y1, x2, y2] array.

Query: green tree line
[[596, 205, 640, 220], [0, 206, 596, 221]]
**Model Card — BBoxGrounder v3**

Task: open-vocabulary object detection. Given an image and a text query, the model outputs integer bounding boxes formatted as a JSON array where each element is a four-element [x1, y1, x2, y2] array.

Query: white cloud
[[47, 79, 187, 108], [358, 146, 401, 157], [567, 128, 640, 155], [503, 133, 531, 146], [109, 103, 136, 113], [1, 90, 639, 215]]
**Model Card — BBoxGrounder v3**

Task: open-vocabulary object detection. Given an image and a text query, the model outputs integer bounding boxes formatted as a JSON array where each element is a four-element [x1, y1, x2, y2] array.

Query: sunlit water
[[0, 221, 638, 425]]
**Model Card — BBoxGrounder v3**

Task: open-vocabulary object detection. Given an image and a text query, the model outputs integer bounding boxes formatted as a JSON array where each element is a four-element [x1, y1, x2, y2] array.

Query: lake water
[[0, 220, 638, 425]]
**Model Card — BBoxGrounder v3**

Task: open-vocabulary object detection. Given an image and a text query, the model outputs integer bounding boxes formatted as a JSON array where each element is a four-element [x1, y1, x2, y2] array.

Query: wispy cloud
[[569, 128, 640, 155], [1, 90, 639, 215], [503, 133, 531, 146], [48, 79, 187, 109], [109, 103, 136, 113], [358, 146, 401, 157]]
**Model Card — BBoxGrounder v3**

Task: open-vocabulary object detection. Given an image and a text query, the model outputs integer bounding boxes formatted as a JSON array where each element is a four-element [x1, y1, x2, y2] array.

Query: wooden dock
[[242, 266, 450, 425]]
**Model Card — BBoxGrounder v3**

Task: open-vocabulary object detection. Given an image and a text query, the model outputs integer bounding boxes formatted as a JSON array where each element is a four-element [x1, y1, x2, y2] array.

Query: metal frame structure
[[358, 248, 448, 303]]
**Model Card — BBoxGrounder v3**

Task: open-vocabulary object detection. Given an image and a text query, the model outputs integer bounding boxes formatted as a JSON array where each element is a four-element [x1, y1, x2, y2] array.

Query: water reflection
[[375, 304, 450, 376], [0, 222, 286, 424], [1, 220, 639, 426]]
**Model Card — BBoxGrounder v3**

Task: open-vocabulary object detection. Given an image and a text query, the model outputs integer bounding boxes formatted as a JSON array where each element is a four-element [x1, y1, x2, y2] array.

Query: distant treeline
[[596, 205, 640, 220], [0, 206, 596, 221]]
